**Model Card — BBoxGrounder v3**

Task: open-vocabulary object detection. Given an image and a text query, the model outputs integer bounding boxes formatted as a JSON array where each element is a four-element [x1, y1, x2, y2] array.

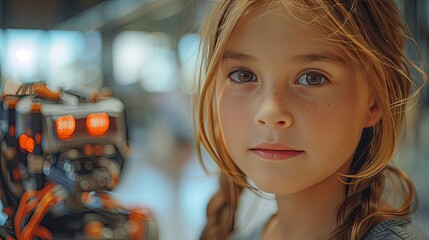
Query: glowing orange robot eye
[[56, 115, 76, 139], [86, 113, 109, 136], [19, 134, 35, 153]]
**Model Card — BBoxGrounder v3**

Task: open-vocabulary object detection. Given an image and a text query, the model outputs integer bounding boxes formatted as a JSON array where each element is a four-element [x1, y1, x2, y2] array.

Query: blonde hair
[[194, 1, 427, 239]]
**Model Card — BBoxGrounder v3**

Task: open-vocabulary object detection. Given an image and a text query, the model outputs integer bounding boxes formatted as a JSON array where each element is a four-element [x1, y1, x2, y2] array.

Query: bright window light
[[46, 30, 86, 90], [140, 47, 178, 92], [4, 29, 44, 83], [48, 31, 83, 66], [113, 31, 178, 92], [113, 31, 152, 86], [1, 29, 101, 96], [178, 33, 201, 94]]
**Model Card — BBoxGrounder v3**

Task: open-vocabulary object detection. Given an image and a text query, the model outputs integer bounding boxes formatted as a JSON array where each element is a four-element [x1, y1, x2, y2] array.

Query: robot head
[[1, 84, 129, 216]]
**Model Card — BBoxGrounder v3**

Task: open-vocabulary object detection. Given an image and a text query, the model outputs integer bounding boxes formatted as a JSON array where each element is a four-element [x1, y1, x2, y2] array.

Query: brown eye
[[296, 72, 328, 86], [229, 69, 257, 83]]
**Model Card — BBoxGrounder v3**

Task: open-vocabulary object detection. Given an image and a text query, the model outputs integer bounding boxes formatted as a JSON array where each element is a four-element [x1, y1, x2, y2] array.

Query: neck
[[264, 172, 347, 240]]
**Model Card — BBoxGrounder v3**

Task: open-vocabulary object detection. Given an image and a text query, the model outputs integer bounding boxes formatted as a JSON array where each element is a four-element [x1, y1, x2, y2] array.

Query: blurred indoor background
[[0, 0, 428, 239]]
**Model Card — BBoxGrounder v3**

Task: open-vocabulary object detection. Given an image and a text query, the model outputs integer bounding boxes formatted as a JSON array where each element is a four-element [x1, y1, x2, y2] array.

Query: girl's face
[[215, 8, 380, 195]]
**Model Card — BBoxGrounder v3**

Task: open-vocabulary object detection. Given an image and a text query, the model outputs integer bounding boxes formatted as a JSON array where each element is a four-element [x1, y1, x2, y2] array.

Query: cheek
[[218, 93, 251, 150], [216, 73, 256, 135], [301, 91, 368, 159]]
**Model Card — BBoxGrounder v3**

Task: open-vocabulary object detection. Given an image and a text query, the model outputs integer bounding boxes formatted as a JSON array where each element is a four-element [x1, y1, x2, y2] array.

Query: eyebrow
[[222, 50, 344, 63], [222, 51, 257, 62], [292, 53, 344, 63]]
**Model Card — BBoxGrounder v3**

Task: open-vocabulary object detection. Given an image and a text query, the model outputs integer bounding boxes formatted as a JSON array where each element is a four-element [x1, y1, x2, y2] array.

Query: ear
[[364, 95, 382, 128]]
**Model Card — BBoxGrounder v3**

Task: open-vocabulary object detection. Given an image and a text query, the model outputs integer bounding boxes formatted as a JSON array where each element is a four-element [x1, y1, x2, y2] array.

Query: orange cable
[[98, 193, 120, 209], [18, 199, 39, 240], [35, 226, 52, 240], [33, 83, 61, 101], [96, 193, 140, 238], [21, 191, 57, 240], [14, 190, 36, 239], [129, 210, 145, 240], [16, 183, 56, 239]]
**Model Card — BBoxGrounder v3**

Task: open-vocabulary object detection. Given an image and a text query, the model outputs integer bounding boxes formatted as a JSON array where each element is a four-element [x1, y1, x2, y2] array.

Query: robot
[[0, 83, 157, 240]]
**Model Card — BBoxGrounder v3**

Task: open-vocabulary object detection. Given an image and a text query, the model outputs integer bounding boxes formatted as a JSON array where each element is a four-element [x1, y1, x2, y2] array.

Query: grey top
[[364, 218, 428, 240], [233, 217, 429, 240]]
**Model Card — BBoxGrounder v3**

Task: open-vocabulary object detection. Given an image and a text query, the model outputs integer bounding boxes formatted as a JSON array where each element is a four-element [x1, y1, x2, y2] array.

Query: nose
[[255, 91, 293, 129]]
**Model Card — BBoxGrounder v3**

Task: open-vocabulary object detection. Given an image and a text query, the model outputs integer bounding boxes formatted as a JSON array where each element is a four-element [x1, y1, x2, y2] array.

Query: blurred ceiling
[[0, 0, 202, 35], [1, 0, 105, 29]]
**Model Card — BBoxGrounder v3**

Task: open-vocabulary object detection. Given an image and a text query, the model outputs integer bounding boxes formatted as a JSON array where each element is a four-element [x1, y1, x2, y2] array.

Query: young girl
[[194, 0, 428, 239]]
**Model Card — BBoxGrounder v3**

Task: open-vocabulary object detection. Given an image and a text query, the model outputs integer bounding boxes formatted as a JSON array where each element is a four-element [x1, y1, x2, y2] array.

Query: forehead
[[224, 5, 344, 59]]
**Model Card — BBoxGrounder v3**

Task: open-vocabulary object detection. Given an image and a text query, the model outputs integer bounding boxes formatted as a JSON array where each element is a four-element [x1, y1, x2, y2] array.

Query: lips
[[250, 143, 304, 160]]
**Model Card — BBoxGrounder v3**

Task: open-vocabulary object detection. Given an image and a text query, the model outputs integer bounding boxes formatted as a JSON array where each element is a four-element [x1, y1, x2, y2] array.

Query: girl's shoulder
[[364, 218, 429, 240], [232, 217, 429, 240]]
